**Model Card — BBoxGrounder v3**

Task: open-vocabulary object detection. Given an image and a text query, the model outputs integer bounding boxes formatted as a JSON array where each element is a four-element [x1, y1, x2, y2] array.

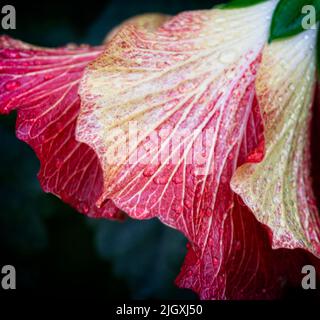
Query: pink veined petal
[[231, 29, 320, 258], [176, 197, 320, 300], [76, 2, 316, 299], [0, 36, 121, 219], [312, 83, 320, 209], [0, 15, 169, 219]]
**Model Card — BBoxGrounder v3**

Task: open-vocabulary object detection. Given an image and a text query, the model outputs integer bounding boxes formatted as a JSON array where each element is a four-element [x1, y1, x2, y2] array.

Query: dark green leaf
[[221, 0, 268, 9], [270, 0, 320, 42]]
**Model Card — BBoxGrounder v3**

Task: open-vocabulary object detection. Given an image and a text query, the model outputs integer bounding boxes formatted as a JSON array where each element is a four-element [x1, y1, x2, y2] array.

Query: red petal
[[0, 36, 121, 219], [176, 198, 319, 300]]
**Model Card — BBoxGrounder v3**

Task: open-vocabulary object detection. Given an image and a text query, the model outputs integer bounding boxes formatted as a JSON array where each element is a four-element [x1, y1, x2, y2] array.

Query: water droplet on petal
[[44, 73, 54, 80], [184, 200, 192, 209], [66, 43, 77, 49], [156, 61, 170, 69], [205, 208, 212, 217], [82, 203, 89, 214], [173, 175, 183, 184], [153, 176, 167, 185], [173, 204, 183, 214], [163, 99, 178, 111], [221, 175, 228, 184], [5, 51, 21, 58], [219, 51, 237, 64], [55, 158, 63, 169], [20, 51, 33, 58], [226, 70, 236, 80], [38, 135, 45, 143], [5, 80, 21, 91], [215, 17, 225, 23], [143, 165, 158, 177]]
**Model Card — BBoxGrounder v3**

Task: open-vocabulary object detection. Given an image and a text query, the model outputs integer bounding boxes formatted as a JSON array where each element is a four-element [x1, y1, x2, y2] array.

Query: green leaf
[[270, 0, 320, 42], [221, 0, 269, 9]]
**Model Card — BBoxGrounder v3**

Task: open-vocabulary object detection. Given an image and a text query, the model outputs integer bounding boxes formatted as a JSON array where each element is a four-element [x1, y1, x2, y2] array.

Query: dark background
[[0, 0, 318, 300]]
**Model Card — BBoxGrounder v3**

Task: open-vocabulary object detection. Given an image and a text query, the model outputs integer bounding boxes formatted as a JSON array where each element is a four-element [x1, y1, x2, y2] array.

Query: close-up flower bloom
[[0, 0, 319, 302]]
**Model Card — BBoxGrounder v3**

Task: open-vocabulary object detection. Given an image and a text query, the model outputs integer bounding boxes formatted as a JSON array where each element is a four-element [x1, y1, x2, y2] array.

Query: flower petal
[[0, 36, 121, 218], [76, 3, 307, 299], [78, 3, 274, 227], [311, 83, 320, 206], [176, 198, 318, 300], [231, 30, 320, 257], [104, 13, 170, 43]]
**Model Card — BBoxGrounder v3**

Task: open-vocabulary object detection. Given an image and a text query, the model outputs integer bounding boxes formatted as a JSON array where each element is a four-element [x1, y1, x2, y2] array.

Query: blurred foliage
[[91, 218, 195, 299]]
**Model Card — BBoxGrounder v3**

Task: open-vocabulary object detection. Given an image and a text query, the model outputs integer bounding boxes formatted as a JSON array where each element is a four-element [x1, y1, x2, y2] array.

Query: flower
[[0, 1, 319, 299]]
